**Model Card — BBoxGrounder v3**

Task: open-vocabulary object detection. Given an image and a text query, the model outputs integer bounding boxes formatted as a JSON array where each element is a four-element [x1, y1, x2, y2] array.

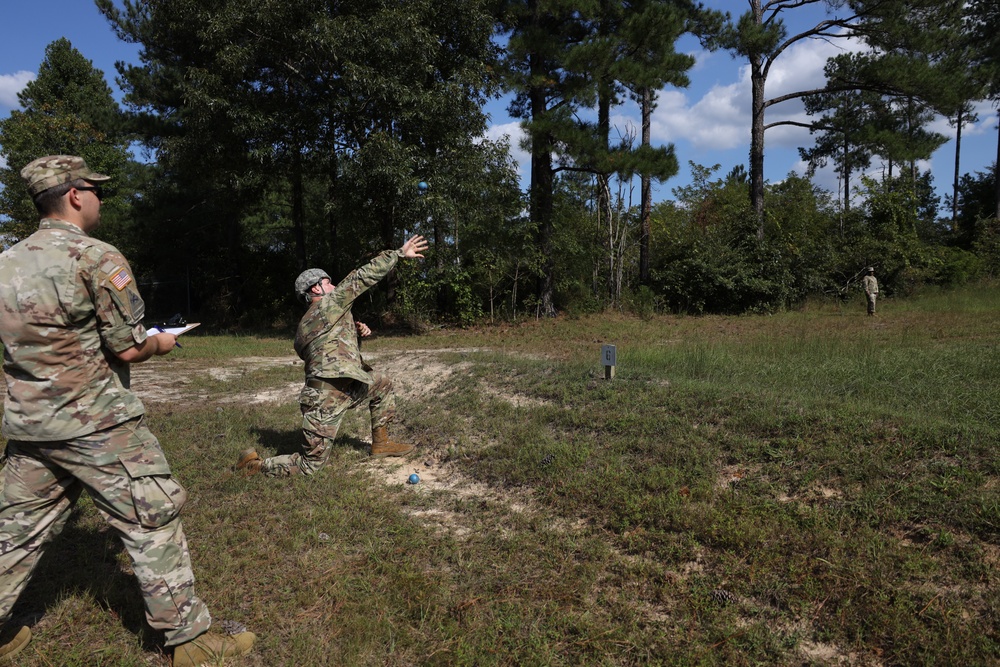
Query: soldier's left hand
[[401, 235, 428, 259]]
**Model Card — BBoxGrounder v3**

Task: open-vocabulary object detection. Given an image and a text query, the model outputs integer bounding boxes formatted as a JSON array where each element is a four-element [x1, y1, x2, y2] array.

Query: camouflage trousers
[[0, 417, 211, 646], [866, 292, 878, 315], [261, 372, 396, 477]]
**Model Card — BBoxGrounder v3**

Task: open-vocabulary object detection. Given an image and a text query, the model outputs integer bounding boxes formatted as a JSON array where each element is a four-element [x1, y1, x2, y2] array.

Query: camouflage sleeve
[[326, 249, 402, 313], [88, 249, 148, 354]]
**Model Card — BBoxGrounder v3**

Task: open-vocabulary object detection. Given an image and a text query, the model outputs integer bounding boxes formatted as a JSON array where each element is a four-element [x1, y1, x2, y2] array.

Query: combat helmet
[[295, 268, 331, 304]]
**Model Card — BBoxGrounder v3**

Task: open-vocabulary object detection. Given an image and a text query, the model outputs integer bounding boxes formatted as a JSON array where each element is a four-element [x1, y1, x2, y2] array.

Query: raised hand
[[401, 234, 429, 259]]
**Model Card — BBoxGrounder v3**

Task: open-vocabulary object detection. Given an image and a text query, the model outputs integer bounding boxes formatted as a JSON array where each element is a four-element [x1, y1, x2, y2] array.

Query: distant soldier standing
[[237, 235, 429, 477], [862, 266, 879, 316], [0, 156, 254, 666]]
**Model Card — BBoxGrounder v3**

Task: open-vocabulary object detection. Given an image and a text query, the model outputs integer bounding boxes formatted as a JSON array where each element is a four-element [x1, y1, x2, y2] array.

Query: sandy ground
[[128, 349, 868, 664], [130, 349, 538, 532]]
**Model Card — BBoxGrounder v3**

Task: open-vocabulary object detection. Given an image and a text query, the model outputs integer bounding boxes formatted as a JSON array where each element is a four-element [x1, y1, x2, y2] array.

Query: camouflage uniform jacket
[[294, 249, 402, 384], [863, 275, 878, 295], [0, 218, 148, 441]]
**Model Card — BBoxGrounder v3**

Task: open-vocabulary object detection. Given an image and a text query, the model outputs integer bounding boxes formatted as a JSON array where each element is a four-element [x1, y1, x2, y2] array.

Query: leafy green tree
[[929, 34, 984, 226], [855, 3, 968, 183], [561, 0, 633, 303], [500, 0, 594, 317], [101, 0, 514, 325], [764, 173, 840, 297], [947, 165, 998, 248], [964, 0, 1000, 217], [601, 0, 719, 288], [852, 172, 944, 293], [501, 0, 718, 311], [560, 0, 723, 300], [647, 162, 794, 314], [799, 55, 882, 213], [719, 0, 960, 238], [395, 137, 524, 324], [852, 0, 989, 224], [719, 0, 859, 236], [0, 38, 133, 245], [800, 50, 946, 214]]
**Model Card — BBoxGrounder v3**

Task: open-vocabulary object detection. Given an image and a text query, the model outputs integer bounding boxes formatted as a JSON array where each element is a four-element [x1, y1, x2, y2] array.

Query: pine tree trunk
[[842, 132, 850, 213], [748, 0, 766, 239], [750, 54, 766, 239], [292, 147, 306, 271], [327, 147, 339, 279], [599, 84, 612, 303], [530, 79, 556, 318], [953, 107, 963, 225], [994, 111, 1000, 220], [639, 87, 651, 286]]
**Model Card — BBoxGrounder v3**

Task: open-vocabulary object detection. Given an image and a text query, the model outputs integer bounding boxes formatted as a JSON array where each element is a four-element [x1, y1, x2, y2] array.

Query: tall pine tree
[[100, 0, 515, 323], [0, 38, 134, 245]]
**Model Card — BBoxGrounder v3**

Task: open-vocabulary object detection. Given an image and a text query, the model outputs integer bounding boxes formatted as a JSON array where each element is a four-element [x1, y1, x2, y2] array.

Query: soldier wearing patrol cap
[[0, 156, 254, 665], [236, 234, 429, 478]]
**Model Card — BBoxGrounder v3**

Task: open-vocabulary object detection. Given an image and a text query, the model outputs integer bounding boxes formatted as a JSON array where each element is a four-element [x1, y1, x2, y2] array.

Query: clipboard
[[146, 323, 200, 337]]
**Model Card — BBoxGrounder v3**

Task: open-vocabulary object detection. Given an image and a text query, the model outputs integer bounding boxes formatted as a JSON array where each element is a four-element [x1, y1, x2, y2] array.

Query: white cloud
[[651, 31, 867, 152], [0, 71, 34, 109], [650, 87, 745, 150], [929, 100, 998, 141], [685, 46, 718, 75], [791, 153, 940, 209], [790, 158, 842, 199], [966, 101, 998, 138], [484, 121, 529, 177]]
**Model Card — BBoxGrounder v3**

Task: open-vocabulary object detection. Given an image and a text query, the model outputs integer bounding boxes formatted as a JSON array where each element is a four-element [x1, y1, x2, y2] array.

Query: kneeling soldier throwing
[[237, 235, 429, 477]]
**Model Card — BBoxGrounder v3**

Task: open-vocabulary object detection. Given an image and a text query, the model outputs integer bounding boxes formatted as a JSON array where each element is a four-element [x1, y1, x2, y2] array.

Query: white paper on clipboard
[[146, 323, 200, 337]]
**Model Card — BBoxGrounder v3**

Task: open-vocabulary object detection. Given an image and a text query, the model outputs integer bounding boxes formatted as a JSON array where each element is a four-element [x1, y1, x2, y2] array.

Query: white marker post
[[601, 344, 616, 380]]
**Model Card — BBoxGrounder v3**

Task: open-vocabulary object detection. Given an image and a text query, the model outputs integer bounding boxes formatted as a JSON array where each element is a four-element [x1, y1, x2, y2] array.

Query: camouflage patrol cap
[[295, 268, 331, 302], [20, 155, 111, 196]]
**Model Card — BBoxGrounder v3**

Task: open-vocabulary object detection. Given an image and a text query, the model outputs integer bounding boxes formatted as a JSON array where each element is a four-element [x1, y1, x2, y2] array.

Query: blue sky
[[2, 0, 997, 210]]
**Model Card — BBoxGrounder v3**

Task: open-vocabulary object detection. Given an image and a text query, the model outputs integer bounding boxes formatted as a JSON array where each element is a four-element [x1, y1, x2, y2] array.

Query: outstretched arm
[[401, 234, 429, 259], [325, 236, 430, 313]]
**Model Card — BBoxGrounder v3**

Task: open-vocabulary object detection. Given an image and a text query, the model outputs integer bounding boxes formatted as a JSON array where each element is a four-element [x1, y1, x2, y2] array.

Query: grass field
[[1, 287, 998, 666]]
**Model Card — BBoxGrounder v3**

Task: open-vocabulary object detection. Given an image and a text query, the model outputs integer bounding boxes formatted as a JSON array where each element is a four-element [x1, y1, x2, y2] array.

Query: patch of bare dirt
[[363, 351, 473, 404], [129, 371, 209, 405], [716, 463, 754, 490], [132, 349, 529, 528], [358, 455, 538, 538], [478, 382, 554, 409], [217, 382, 302, 405], [129, 356, 303, 404]]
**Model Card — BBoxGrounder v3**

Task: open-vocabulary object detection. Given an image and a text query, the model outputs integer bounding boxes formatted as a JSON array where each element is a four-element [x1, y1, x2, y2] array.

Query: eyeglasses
[[75, 186, 103, 201]]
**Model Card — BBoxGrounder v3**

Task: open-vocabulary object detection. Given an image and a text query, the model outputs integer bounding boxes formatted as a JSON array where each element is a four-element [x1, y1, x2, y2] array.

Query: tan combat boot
[[370, 426, 414, 458], [0, 625, 30, 662], [234, 448, 263, 476], [172, 630, 255, 667]]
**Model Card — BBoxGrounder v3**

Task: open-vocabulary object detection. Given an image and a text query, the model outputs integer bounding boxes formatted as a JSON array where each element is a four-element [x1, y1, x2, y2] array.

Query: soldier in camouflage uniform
[[0, 156, 254, 666], [862, 267, 878, 316], [236, 234, 429, 477]]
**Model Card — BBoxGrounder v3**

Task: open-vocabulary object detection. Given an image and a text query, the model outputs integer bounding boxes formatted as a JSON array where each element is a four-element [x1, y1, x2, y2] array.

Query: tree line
[[1, 0, 999, 328]]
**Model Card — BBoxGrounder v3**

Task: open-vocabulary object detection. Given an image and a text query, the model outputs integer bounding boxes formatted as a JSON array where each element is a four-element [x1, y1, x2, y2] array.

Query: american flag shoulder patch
[[109, 267, 132, 291]]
